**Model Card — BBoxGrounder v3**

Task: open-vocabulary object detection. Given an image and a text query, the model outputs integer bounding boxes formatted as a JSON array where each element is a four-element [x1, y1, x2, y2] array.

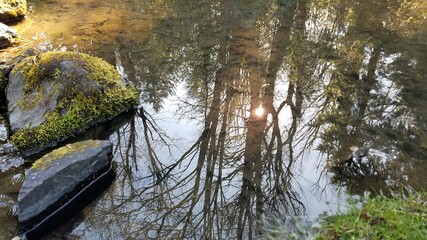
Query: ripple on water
[[0, 153, 25, 197], [0, 193, 17, 214], [0, 193, 19, 238], [0, 142, 24, 172]]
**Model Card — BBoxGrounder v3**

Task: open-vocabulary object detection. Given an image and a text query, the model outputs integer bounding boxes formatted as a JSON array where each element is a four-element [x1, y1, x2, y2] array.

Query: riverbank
[[262, 190, 427, 239]]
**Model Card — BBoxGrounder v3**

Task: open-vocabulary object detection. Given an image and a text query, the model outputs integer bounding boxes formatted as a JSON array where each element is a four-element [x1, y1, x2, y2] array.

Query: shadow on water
[[0, 0, 426, 239]]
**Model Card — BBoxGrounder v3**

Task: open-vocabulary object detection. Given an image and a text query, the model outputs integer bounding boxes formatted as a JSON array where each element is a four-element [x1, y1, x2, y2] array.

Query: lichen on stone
[[17, 51, 122, 93], [31, 140, 101, 171]]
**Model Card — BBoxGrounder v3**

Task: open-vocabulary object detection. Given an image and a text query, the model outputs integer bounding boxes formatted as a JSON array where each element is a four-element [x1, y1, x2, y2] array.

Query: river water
[[0, 0, 426, 239]]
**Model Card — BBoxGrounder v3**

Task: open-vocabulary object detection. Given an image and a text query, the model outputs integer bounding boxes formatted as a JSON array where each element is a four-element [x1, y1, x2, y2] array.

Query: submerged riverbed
[[0, 0, 426, 239]]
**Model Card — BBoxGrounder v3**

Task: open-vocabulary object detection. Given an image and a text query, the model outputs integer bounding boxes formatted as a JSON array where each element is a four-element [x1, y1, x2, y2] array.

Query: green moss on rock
[[18, 51, 122, 93], [10, 51, 139, 154], [0, 64, 9, 90]]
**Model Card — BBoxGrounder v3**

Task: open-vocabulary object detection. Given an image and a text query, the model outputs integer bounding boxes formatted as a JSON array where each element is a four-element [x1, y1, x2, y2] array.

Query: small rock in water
[[350, 146, 369, 158]]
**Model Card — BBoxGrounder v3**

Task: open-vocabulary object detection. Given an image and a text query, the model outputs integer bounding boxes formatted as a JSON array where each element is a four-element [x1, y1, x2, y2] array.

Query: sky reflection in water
[[0, 0, 426, 239]]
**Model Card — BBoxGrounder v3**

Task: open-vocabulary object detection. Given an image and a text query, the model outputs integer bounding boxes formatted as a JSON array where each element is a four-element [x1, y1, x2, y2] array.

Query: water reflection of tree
[[311, 0, 427, 194], [74, 0, 427, 239], [78, 0, 316, 239]]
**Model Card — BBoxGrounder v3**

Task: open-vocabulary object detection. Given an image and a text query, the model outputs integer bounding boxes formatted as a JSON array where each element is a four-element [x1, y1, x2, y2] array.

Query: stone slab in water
[[17, 139, 113, 224]]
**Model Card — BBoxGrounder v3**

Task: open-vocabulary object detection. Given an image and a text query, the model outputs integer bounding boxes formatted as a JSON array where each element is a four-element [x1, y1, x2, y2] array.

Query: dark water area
[[0, 0, 426, 239]]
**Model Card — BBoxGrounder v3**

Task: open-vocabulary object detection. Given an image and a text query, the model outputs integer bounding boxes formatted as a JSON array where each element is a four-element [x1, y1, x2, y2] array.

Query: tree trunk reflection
[[69, 0, 427, 239], [93, 1, 309, 239]]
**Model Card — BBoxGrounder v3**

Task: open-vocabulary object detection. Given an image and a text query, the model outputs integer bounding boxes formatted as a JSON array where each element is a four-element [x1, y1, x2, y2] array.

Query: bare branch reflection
[[72, 1, 315, 239], [65, 0, 427, 239]]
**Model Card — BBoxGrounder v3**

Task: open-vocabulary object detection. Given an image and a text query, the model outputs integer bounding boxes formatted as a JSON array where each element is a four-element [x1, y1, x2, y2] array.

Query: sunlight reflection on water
[[0, 0, 426, 238]]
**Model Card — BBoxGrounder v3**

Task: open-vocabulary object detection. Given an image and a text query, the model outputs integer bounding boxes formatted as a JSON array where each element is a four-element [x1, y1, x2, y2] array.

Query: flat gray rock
[[17, 139, 112, 223]]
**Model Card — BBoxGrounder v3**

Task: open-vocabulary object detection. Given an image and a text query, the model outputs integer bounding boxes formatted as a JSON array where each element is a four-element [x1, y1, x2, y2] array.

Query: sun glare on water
[[255, 104, 265, 117]]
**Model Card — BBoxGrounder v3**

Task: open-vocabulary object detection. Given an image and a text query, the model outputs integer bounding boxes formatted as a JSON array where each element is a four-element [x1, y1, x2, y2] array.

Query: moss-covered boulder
[[0, 0, 27, 23], [6, 51, 139, 155]]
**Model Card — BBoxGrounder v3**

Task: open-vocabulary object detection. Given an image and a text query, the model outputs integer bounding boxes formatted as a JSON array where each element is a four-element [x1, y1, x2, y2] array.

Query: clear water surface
[[0, 0, 426, 239]]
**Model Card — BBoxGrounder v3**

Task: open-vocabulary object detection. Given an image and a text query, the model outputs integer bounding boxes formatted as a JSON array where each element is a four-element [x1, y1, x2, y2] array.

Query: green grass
[[260, 191, 427, 240], [316, 191, 427, 240]]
